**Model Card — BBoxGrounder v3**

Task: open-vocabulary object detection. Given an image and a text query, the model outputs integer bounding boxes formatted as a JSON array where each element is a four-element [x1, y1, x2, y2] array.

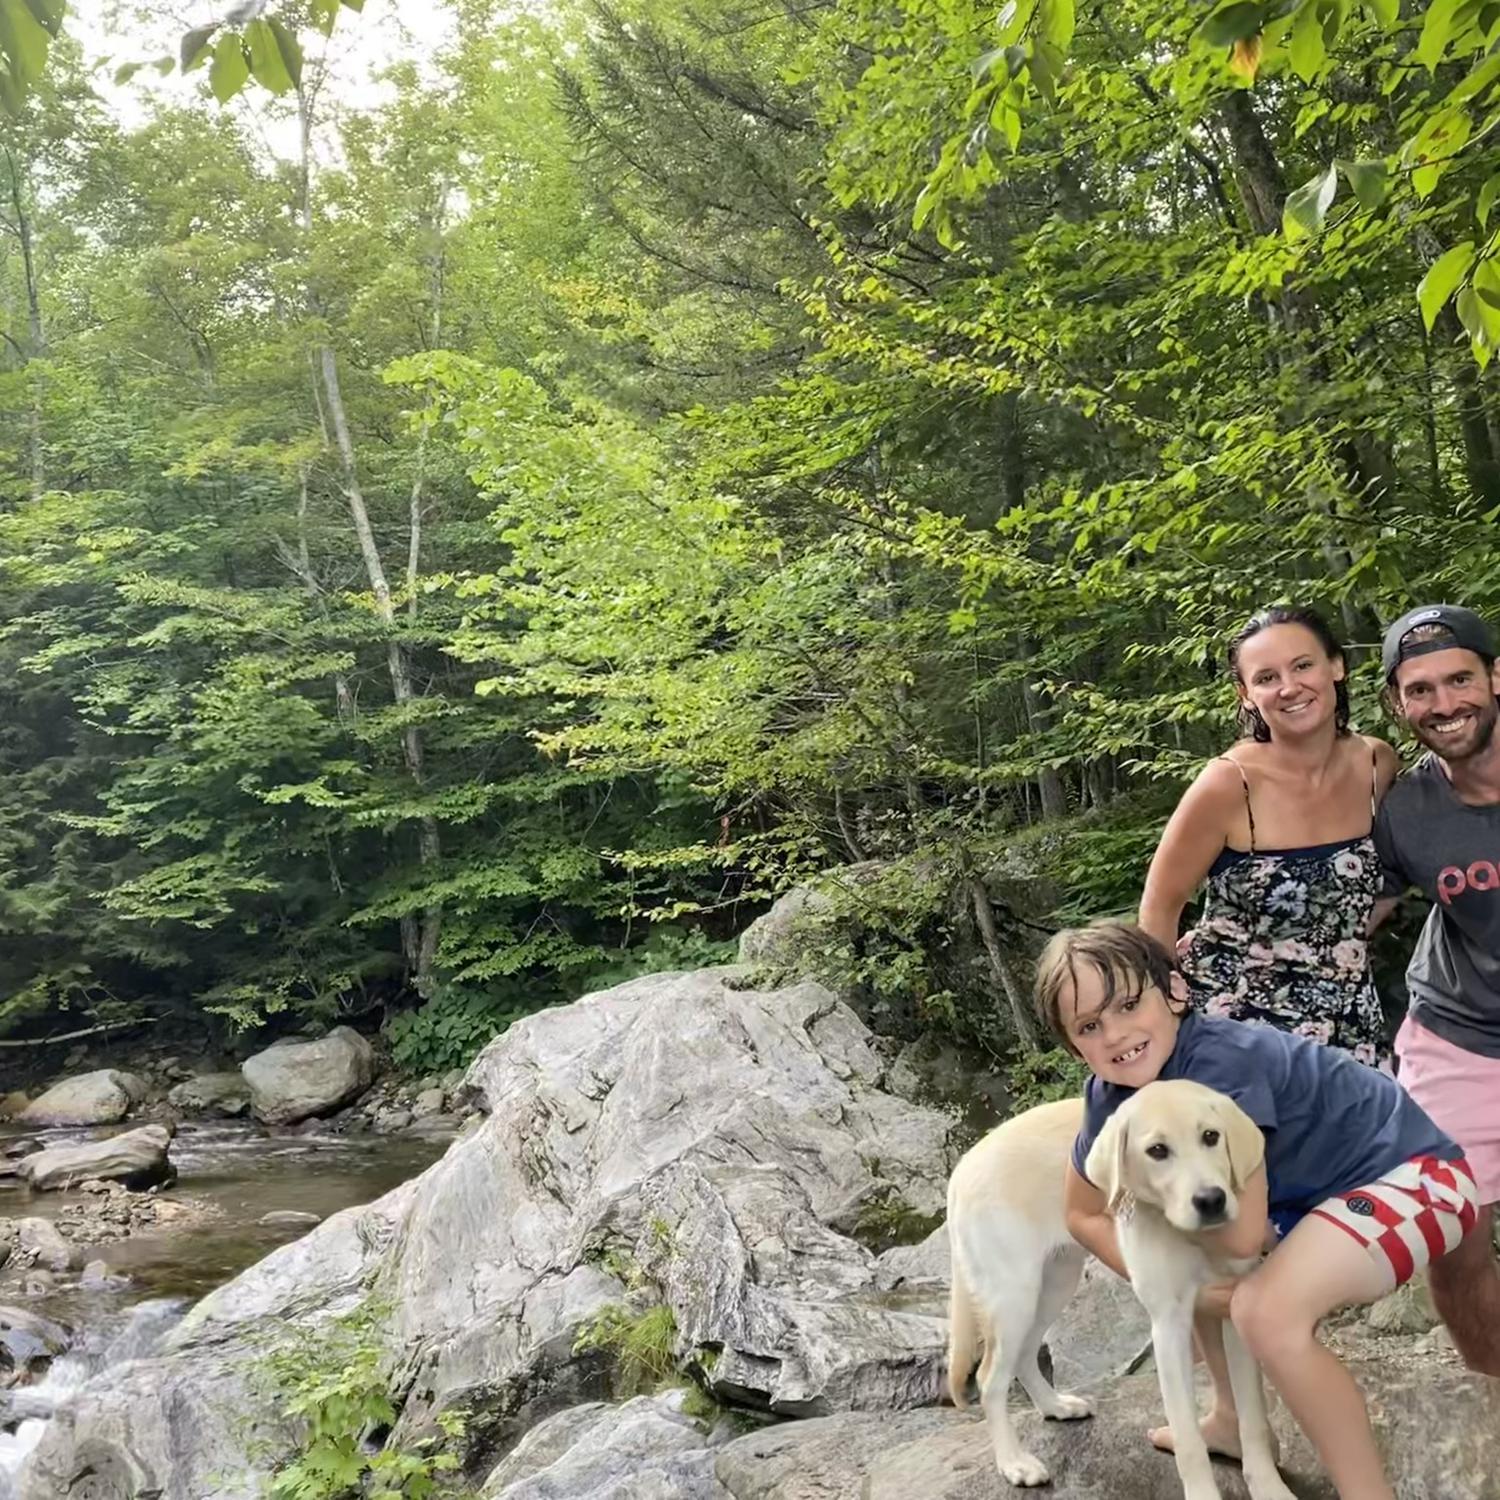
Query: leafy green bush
[[382, 986, 535, 1076], [1006, 1046, 1090, 1110], [572, 925, 737, 993], [262, 1304, 467, 1500], [1009, 794, 1176, 928]]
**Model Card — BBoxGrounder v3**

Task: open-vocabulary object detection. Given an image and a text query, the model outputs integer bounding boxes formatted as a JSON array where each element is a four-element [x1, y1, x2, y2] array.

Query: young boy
[[1038, 920, 1476, 1500]]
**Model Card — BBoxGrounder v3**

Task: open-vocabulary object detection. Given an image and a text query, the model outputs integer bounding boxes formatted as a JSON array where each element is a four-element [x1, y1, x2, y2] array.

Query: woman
[[1139, 605, 1400, 1065]]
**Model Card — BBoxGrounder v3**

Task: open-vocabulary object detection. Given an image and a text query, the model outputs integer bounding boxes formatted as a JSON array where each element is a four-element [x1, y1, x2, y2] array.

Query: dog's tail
[[946, 1240, 979, 1409]]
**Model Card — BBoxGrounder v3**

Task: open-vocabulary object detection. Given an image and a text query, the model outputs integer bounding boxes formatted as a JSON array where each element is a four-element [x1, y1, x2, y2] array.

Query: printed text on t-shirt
[[1437, 860, 1500, 904]]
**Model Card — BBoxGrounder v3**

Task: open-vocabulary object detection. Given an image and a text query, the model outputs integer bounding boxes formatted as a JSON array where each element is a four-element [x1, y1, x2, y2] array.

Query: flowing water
[[0, 1118, 449, 1483]]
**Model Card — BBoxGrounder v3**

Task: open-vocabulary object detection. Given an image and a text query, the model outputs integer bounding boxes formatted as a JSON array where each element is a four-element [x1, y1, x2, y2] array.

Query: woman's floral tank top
[[1177, 752, 1388, 1067]]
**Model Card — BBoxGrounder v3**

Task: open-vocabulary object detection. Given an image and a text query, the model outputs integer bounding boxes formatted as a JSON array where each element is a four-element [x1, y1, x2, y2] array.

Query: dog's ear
[[1085, 1112, 1130, 1210], [1220, 1097, 1265, 1191]]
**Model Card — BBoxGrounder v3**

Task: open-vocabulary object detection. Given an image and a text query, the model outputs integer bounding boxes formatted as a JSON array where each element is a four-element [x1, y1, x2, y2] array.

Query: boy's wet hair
[[1034, 920, 1180, 1054]]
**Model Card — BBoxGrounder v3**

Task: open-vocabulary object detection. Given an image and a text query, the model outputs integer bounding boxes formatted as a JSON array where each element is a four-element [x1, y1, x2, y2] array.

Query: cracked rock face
[[479, 1392, 733, 1499], [708, 1356, 1500, 1500], [18, 970, 961, 1498]]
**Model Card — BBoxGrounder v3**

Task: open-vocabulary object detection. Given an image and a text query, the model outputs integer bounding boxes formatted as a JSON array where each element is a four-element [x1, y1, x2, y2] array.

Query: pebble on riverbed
[[50, 1183, 222, 1245], [257, 1210, 321, 1229]]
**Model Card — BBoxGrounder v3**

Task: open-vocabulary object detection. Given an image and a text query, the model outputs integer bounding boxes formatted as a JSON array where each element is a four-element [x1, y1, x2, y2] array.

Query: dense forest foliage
[[0, 0, 1496, 1068]]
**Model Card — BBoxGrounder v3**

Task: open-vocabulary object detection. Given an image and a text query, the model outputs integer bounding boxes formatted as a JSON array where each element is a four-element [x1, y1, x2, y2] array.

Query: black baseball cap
[[1381, 603, 1497, 682]]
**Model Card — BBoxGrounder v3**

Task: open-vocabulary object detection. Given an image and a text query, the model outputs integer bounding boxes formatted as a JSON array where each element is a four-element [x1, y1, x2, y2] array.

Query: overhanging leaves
[[1282, 163, 1338, 239], [1418, 241, 1476, 331], [1199, 1, 1265, 47], [244, 17, 302, 94]]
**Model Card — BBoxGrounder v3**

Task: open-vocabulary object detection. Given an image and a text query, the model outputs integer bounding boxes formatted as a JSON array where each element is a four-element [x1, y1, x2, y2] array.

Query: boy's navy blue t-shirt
[[1070, 1011, 1459, 1237]]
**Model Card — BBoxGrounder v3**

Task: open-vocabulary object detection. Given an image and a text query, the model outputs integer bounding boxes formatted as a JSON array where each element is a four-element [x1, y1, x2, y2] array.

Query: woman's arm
[[1138, 761, 1240, 952], [1064, 1160, 1129, 1280]]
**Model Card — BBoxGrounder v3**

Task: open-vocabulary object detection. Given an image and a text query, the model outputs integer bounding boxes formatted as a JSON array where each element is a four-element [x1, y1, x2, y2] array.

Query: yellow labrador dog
[[947, 1079, 1296, 1500]]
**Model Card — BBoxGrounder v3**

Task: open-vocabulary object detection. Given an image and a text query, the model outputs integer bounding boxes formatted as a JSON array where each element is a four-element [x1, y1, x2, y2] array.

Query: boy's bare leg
[[1231, 1216, 1397, 1500]]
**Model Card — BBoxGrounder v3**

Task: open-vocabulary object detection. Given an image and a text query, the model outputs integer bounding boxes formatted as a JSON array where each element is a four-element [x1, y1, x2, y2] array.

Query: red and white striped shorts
[[1310, 1154, 1480, 1287]]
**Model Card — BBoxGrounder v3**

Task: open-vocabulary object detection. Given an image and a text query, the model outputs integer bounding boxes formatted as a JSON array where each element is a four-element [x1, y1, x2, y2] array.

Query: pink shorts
[[1396, 1014, 1500, 1205], [1310, 1154, 1479, 1286]]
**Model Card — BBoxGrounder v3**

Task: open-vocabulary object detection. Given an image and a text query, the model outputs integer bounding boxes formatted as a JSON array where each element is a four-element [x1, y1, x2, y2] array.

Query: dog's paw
[[998, 1452, 1052, 1487], [1244, 1472, 1298, 1500], [1042, 1391, 1093, 1421]]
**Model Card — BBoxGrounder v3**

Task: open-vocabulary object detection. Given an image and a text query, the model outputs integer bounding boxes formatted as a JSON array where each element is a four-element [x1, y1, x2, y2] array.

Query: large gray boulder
[[18, 971, 959, 1498], [711, 1356, 1500, 1499], [17, 1124, 174, 1191], [166, 1072, 250, 1118], [480, 1393, 731, 1499], [18, 1070, 146, 1127], [241, 1026, 375, 1125]]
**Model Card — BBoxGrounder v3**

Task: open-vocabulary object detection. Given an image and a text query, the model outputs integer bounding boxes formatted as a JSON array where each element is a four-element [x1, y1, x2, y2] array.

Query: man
[[1374, 602, 1500, 1376]]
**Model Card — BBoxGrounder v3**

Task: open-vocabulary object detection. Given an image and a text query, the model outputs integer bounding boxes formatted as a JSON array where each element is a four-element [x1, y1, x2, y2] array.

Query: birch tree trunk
[[297, 80, 442, 989]]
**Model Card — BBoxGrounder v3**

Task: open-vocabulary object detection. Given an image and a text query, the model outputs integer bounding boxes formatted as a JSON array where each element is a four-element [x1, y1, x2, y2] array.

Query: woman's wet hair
[[1227, 604, 1350, 742]]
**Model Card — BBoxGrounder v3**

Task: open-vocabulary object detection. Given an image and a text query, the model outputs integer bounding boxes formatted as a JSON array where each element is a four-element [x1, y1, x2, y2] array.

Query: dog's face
[[1084, 1080, 1264, 1234]]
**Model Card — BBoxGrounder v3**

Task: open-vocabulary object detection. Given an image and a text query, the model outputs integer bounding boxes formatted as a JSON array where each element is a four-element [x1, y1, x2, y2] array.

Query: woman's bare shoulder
[[1182, 752, 1251, 808]]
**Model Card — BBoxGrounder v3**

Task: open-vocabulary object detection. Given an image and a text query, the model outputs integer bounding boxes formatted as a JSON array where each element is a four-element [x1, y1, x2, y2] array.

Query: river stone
[[412, 1087, 446, 1118], [1366, 1276, 1441, 1336], [0, 1091, 28, 1120], [18, 1070, 145, 1127], [19, 971, 958, 1497], [15, 1218, 73, 1272], [18, 1124, 174, 1192], [0, 1305, 69, 1376], [242, 1026, 375, 1125], [480, 1393, 731, 1499], [257, 1210, 321, 1229], [166, 1072, 251, 1118]]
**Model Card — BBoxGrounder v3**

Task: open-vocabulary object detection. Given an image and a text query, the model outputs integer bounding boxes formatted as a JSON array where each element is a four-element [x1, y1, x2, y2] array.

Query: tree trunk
[[1217, 91, 1393, 519], [407, 220, 445, 622], [1415, 225, 1500, 508], [1019, 639, 1066, 818], [967, 876, 1039, 1049], [298, 82, 442, 990], [5, 147, 44, 499]]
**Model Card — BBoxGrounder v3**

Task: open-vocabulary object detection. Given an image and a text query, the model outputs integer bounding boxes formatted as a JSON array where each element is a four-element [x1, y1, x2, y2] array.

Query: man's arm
[[1371, 794, 1415, 935]]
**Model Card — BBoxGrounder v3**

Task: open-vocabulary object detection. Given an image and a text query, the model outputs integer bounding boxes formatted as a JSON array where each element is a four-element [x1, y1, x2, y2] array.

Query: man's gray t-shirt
[[1376, 754, 1500, 1058]]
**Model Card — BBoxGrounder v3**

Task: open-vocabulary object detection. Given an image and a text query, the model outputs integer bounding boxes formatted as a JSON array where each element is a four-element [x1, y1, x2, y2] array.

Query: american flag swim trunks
[[1310, 1154, 1480, 1286]]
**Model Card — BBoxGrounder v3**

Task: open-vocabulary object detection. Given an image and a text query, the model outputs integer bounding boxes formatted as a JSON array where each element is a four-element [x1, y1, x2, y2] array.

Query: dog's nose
[[1192, 1187, 1227, 1222]]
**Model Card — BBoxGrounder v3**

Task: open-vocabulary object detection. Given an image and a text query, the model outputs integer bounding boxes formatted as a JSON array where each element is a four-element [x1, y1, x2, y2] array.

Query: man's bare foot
[[1147, 1412, 1243, 1461]]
